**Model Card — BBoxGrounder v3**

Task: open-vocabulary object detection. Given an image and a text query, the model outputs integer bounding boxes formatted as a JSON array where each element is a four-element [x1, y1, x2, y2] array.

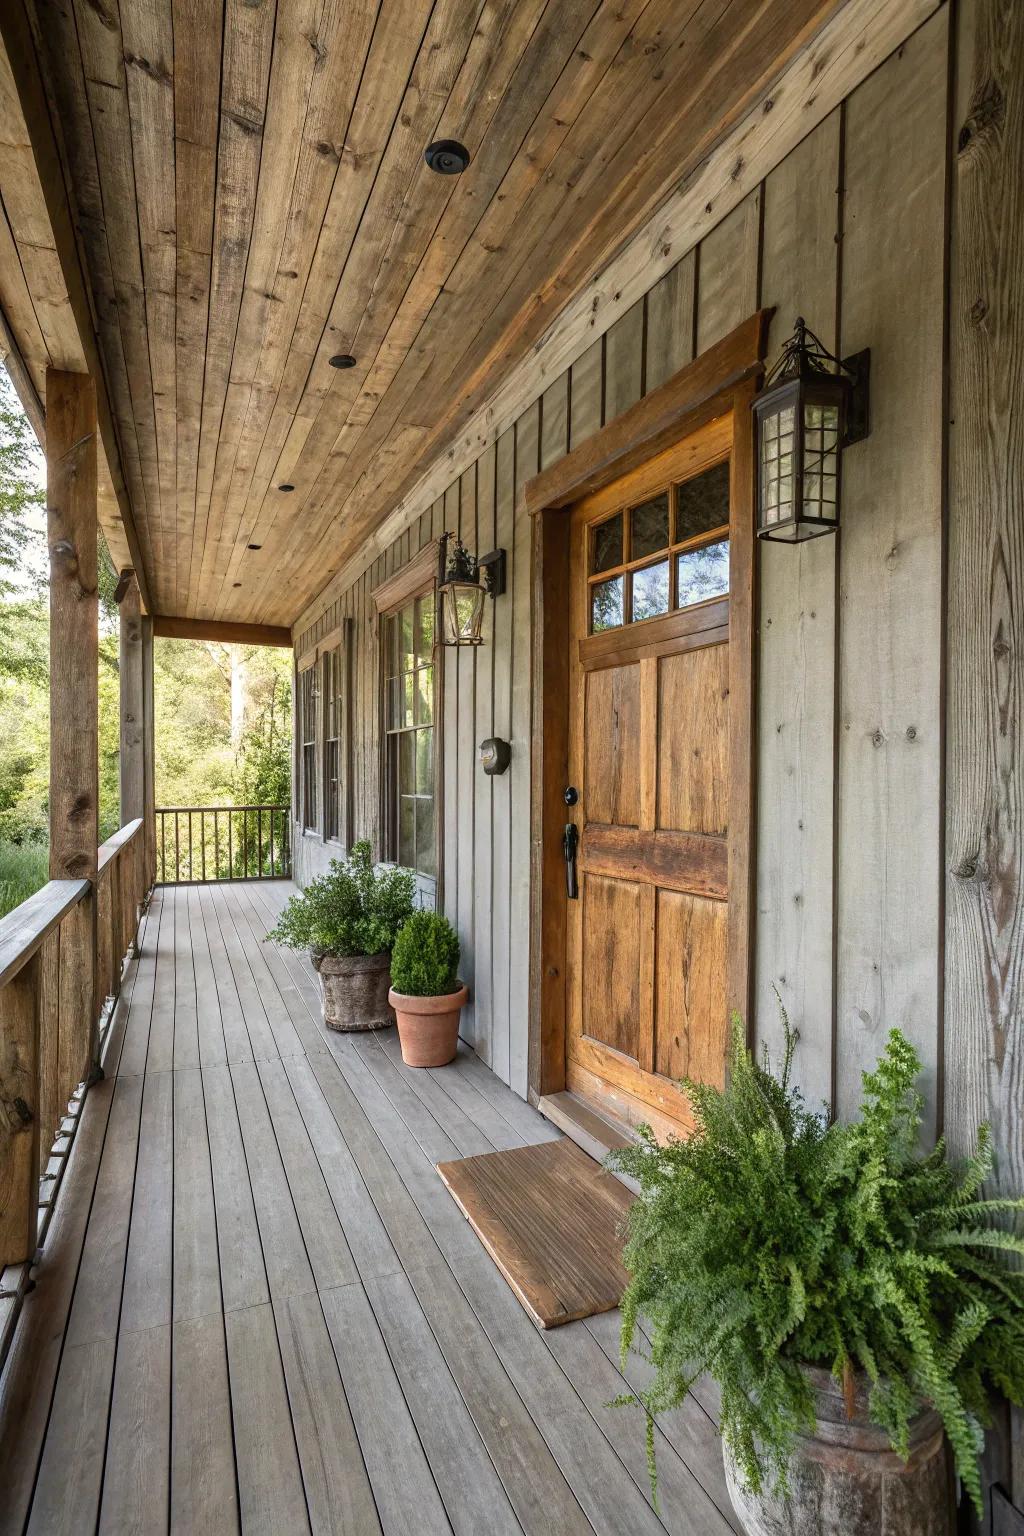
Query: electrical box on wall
[[479, 737, 511, 776]]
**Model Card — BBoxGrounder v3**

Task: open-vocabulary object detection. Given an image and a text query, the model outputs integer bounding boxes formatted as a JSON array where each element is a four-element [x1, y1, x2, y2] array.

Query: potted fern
[[387, 910, 467, 1066], [608, 1016, 1024, 1535], [269, 841, 415, 1031]]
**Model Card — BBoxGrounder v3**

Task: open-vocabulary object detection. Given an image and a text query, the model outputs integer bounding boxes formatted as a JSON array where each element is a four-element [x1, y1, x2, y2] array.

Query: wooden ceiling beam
[[0, 0, 152, 614], [152, 616, 292, 648]]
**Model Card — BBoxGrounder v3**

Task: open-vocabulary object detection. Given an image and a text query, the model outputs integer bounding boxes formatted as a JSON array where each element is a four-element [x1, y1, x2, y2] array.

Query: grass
[[0, 839, 49, 919]]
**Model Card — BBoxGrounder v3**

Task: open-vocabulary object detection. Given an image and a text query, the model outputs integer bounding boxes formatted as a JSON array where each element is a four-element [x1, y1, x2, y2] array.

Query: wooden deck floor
[[0, 882, 737, 1536]]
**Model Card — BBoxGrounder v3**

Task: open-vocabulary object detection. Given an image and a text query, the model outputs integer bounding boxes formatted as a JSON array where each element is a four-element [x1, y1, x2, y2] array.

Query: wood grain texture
[[945, 0, 1024, 1208], [437, 1136, 634, 1328], [835, 10, 948, 1130]]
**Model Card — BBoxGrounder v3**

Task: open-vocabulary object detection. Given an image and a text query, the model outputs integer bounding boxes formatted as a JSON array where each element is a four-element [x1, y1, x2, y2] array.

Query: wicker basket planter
[[316, 951, 394, 1032], [723, 1367, 953, 1536]]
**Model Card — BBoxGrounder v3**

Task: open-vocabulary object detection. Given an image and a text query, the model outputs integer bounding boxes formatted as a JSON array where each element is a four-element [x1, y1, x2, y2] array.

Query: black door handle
[[563, 822, 579, 900]]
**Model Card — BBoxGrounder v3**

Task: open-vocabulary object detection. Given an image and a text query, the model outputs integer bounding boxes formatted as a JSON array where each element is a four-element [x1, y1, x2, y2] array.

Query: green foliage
[[608, 1011, 1024, 1516], [268, 841, 415, 958], [0, 839, 49, 918], [389, 910, 460, 996]]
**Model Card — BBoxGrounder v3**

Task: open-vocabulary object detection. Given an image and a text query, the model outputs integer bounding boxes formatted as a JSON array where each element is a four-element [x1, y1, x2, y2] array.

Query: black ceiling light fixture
[[232, 581, 242, 588], [329, 353, 356, 369], [247, 543, 262, 551], [278, 482, 295, 492], [425, 139, 470, 175]]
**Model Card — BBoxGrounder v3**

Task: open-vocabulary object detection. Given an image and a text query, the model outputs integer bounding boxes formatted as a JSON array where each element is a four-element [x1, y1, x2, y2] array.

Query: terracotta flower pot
[[317, 951, 394, 1032], [723, 1366, 953, 1536], [388, 984, 468, 1067]]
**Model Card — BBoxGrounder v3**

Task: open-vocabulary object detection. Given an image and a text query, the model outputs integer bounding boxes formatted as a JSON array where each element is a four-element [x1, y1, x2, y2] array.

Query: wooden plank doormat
[[436, 1137, 635, 1328]]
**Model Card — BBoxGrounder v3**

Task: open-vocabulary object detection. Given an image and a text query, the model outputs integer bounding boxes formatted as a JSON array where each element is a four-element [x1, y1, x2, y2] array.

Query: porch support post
[[118, 571, 144, 825], [46, 367, 99, 1072], [142, 614, 156, 889]]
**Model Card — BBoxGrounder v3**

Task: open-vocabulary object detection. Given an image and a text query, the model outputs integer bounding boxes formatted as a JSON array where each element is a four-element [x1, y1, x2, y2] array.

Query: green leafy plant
[[268, 841, 414, 957], [390, 909, 460, 996], [607, 1011, 1024, 1516]]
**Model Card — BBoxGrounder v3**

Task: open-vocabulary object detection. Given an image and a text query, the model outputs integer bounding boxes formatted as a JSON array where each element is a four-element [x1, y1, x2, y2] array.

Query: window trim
[[375, 571, 441, 884], [320, 627, 353, 850]]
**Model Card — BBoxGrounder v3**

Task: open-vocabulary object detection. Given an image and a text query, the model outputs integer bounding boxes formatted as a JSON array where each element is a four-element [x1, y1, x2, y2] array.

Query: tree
[[0, 370, 46, 681]]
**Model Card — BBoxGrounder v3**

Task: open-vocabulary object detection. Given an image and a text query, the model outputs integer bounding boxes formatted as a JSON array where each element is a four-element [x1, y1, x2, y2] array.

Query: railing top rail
[[0, 877, 90, 989], [155, 804, 289, 813], [97, 818, 145, 871]]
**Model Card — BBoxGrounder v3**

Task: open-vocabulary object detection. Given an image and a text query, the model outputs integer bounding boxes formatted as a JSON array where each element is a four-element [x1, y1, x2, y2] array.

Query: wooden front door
[[565, 415, 734, 1137]]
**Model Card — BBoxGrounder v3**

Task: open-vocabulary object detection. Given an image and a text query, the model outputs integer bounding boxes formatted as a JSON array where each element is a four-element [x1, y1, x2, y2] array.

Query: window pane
[[400, 604, 414, 665], [591, 576, 623, 632], [417, 793, 436, 879], [398, 731, 416, 796], [398, 796, 416, 867], [415, 664, 433, 726], [675, 460, 730, 543], [592, 512, 623, 574], [630, 493, 669, 560], [632, 560, 669, 622], [676, 538, 730, 608], [401, 673, 414, 729], [415, 729, 433, 794], [416, 596, 435, 664]]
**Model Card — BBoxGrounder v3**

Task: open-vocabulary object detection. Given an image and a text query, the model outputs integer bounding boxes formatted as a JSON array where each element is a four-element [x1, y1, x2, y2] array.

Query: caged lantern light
[[437, 532, 506, 646], [753, 317, 870, 543]]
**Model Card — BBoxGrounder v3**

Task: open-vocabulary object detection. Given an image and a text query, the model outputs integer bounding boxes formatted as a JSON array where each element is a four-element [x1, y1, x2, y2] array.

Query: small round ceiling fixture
[[247, 543, 262, 551], [278, 482, 295, 492], [232, 581, 242, 588], [329, 353, 356, 369], [424, 140, 470, 176]]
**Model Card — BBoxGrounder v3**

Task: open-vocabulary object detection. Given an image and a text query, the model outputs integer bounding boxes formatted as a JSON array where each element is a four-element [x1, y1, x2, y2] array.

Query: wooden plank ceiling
[[19, 0, 839, 626]]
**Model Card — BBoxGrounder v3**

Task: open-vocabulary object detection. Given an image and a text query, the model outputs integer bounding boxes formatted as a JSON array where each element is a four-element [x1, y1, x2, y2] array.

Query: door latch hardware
[[563, 823, 579, 900]]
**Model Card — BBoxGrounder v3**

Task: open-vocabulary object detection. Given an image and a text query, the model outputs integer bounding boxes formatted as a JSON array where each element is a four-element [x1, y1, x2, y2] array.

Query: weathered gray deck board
[[0, 881, 731, 1536]]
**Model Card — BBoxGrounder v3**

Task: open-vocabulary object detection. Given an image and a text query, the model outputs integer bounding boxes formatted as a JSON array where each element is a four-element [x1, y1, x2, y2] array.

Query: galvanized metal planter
[[723, 1367, 954, 1536]]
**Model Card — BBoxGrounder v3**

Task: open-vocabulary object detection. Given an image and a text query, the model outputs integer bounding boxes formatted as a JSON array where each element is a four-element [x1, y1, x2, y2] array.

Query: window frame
[[320, 626, 353, 849], [297, 657, 319, 834], [380, 587, 439, 881]]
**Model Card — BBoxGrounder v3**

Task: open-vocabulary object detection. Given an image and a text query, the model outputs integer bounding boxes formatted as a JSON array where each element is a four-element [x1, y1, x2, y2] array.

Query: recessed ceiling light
[[232, 582, 241, 588], [247, 543, 262, 551], [329, 354, 356, 369], [425, 140, 470, 175], [278, 482, 294, 492]]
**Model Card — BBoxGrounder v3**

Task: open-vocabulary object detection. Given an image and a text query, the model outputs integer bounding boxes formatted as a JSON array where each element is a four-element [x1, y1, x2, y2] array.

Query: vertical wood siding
[[294, 22, 954, 1143]]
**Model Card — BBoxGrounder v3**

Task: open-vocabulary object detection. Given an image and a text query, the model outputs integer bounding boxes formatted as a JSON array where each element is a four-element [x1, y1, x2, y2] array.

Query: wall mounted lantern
[[753, 317, 870, 543], [437, 532, 506, 646]]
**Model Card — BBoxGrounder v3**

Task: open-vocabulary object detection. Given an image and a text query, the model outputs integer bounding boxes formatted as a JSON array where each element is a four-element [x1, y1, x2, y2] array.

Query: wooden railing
[[156, 805, 291, 883], [0, 818, 148, 1291]]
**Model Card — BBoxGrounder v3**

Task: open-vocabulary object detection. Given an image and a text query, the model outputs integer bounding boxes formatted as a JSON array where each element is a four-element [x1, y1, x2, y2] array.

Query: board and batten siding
[[293, 7, 956, 1128]]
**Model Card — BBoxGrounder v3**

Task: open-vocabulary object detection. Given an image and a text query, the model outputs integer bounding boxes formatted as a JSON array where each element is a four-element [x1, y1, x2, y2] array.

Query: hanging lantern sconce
[[753, 317, 870, 543], [437, 532, 506, 646]]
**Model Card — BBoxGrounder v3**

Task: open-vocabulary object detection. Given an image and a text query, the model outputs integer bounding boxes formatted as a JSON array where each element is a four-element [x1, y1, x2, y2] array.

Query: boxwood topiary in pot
[[268, 841, 415, 1031], [607, 1011, 1024, 1536], [388, 909, 466, 1067]]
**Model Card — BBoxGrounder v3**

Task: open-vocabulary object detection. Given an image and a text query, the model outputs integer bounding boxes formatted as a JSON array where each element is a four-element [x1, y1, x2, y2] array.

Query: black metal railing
[[156, 805, 291, 883]]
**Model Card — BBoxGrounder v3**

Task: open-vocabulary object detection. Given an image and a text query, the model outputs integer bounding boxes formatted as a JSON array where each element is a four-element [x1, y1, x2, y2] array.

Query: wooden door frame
[[525, 309, 771, 1106]]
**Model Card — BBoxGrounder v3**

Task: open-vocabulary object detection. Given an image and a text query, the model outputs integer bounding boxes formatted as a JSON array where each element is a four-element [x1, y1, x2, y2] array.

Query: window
[[383, 592, 436, 877], [323, 647, 344, 843], [589, 458, 730, 634], [299, 664, 318, 831]]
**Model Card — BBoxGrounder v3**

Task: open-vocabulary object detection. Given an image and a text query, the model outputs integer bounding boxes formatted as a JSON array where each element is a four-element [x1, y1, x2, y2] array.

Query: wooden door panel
[[580, 825, 727, 899], [581, 874, 642, 1060], [654, 891, 728, 1086], [584, 666, 641, 827], [657, 645, 729, 836]]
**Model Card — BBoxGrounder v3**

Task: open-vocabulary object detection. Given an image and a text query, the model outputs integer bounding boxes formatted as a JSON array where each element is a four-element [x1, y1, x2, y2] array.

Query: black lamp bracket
[[478, 548, 506, 599], [438, 532, 506, 599]]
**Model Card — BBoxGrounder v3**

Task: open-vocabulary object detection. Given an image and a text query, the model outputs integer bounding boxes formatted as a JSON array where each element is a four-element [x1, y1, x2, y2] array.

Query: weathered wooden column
[[946, 0, 1024, 1525], [47, 368, 99, 1080], [142, 613, 156, 888], [117, 570, 144, 825]]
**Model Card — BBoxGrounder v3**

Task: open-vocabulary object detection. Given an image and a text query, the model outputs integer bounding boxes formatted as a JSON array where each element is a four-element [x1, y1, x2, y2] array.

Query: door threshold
[[537, 1091, 641, 1191]]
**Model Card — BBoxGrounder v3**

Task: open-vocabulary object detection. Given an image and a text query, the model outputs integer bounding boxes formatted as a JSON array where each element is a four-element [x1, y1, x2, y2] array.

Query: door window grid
[[384, 593, 436, 878], [588, 458, 730, 634], [300, 665, 318, 831]]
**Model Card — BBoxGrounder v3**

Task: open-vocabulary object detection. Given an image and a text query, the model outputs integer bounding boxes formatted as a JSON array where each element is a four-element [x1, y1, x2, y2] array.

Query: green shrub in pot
[[389, 909, 460, 996], [388, 911, 466, 1067], [268, 841, 416, 1032], [607, 1010, 1024, 1521], [268, 840, 415, 958]]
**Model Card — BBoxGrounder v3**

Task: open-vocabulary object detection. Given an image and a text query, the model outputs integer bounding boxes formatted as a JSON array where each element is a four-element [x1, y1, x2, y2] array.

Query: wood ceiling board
[[437, 1137, 635, 1328], [17, 0, 883, 625]]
